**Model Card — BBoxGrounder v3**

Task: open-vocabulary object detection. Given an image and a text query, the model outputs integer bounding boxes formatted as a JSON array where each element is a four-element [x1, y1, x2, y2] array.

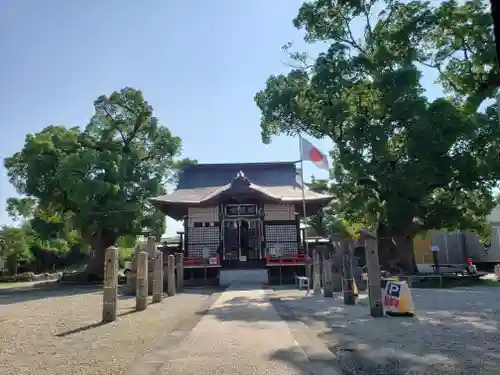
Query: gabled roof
[[200, 171, 282, 203], [150, 161, 333, 218]]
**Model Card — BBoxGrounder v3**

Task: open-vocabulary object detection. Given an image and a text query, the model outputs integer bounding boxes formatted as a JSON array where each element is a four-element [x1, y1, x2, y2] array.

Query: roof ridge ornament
[[231, 170, 251, 188]]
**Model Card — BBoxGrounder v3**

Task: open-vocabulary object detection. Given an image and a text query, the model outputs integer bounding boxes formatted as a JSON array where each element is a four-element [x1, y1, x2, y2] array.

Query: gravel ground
[[269, 286, 500, 375], [0, 286, 221, 375]]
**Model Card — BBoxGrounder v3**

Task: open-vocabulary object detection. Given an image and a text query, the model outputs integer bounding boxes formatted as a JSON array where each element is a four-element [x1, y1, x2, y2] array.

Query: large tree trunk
[[393, 235, 418, 274], [377, 224, 418, 275], [60, 231, 118, 283]]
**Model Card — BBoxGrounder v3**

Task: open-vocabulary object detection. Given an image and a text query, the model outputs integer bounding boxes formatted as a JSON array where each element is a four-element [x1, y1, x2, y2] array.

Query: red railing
[[183, 254, 221, 268], [265, 254, 311, 266]]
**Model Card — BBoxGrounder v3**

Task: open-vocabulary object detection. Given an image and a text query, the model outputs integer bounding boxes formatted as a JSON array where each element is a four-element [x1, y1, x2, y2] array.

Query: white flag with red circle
[[299, 136, 329, 170]]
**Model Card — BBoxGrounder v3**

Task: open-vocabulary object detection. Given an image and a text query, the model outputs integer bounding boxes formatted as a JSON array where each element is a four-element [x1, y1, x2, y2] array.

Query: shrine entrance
[[222, 218, 263, 267]]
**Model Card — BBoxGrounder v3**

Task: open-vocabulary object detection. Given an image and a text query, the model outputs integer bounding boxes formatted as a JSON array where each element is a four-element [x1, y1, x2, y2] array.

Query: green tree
[[255, 0, 500, 272], [1, 226, 32, 274], [6, 197, 37, 221], [7, 197, 85, 255], [4, 87, 183, 280], [307, 178, 365, 238]]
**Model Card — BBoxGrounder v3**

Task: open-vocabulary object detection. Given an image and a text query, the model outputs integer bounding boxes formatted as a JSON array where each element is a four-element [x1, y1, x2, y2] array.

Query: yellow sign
[[383, 281, 415, 317]]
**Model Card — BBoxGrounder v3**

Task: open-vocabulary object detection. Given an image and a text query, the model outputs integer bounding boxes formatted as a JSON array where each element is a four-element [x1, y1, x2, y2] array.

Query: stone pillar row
[[102, 236, 184, 322]]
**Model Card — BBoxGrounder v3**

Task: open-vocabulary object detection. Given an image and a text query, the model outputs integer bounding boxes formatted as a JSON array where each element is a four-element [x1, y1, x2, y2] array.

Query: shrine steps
[[219, 268, 268, 286]]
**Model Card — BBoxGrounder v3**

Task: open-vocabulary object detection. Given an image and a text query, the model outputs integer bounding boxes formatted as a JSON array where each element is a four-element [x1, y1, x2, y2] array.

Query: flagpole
[[299, 134, 314, 293], [299, 136, 321, 294], [299, 136, 309, 257]]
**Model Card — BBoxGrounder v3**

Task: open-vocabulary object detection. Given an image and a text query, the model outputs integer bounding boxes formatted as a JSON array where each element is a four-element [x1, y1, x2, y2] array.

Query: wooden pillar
[[305, 258, 312, 291], [175, 253, 184, 292], [183, 216, 189, 257], [102, 246, 118, 322], [136, 252, 148, 311], [361, 228, 384, 317], [295, 212, 301, 251], [323, 256, 333, 297], [177, 232, 184, 254], [341, 240, 355, 305], [167, 254, 176, 296], [152, 251, 164, 303]]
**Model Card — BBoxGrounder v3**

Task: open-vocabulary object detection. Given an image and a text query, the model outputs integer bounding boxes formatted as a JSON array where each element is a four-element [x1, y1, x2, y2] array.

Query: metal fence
[[419, 227, 500, 264]]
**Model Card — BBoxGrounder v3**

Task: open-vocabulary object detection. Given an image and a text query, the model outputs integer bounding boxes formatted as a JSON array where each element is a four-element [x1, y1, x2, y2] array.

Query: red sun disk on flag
[[310, 148, 323, 162]]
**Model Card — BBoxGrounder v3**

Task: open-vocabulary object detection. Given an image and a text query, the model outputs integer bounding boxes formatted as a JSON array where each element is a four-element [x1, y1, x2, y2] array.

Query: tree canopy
[[255, 0, 500, 272], [0, 226, 32, 273], [4, 87, 185, 279]]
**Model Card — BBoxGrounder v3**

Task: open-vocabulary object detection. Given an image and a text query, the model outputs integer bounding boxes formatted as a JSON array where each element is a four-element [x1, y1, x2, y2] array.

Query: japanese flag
[[300, 136, 329, 171]]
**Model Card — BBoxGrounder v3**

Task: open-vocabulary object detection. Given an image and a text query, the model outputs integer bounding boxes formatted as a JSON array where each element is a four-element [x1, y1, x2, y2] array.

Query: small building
[[150, 161, 332, 282], [487, 204, 500, 227]]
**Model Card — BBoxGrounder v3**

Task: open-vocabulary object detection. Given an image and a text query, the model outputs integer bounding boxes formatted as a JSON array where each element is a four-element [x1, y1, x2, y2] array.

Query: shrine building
[[150, 161, 332, 284]]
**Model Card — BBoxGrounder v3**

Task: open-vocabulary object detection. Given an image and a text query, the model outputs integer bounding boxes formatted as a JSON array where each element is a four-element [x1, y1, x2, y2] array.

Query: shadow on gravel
[[272, 288, 500, 375], [196, 295, 284, 322], [0, 285, 101, 305], [54, 309, 138, 337], [182, 286, 226, 295], [270, 346, 343, 375]]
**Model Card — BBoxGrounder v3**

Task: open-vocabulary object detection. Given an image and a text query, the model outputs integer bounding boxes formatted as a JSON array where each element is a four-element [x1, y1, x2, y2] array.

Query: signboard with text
[[383, 280, 416, 316], [383, 281, 401, 310]]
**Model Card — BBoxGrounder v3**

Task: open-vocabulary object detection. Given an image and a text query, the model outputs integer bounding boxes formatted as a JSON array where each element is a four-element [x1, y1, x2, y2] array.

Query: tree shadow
[[269, 346, 342, 375], [0, 284, 102, 305], [54, 309, 138, 337], [181, 286, 226, 295], [196, 295, 284, 322], [270, 287, 500, 374]]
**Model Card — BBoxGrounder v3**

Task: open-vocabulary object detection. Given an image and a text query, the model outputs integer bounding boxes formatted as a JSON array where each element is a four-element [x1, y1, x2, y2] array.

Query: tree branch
[[341, 14, 364, 54], [101, 105, 128, 145], [363, 3, 374, 52]]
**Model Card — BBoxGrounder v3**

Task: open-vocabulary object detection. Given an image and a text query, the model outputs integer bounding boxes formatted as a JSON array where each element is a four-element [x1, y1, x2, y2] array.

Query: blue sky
[[0, 0, 441, 236]]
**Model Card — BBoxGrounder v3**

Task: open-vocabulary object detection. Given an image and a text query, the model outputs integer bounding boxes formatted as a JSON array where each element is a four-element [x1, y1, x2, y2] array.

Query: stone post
[[313, 249, 322, 295], [341, 240, 355, 305], [175, 253, 184, 292], [146, 236, 157, 258], [102, 246, 118, 322], [136, 251, 148, 311], [125, 243, 142, 292], [134, 243, 142, 268], [167, 254, 176, 296], [323, 256, 333, 297], [152, 251, 164, 303], [361, 228, 384, 317]]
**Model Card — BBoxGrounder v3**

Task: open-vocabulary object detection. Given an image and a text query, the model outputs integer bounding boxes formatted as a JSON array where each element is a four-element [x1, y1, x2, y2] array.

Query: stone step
[[219, 268, 268, 286]]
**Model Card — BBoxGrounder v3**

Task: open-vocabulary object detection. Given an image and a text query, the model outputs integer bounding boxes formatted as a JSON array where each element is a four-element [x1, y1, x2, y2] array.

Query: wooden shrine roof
[[150, 161, 333, 219]]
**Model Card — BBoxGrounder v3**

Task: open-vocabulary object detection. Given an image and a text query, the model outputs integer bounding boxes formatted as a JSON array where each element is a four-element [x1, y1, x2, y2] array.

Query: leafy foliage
[[307, 178, 366, 238], [0, 226, 32, 272], [255, 0, 500, 272], [4, 87, 184, 278]]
